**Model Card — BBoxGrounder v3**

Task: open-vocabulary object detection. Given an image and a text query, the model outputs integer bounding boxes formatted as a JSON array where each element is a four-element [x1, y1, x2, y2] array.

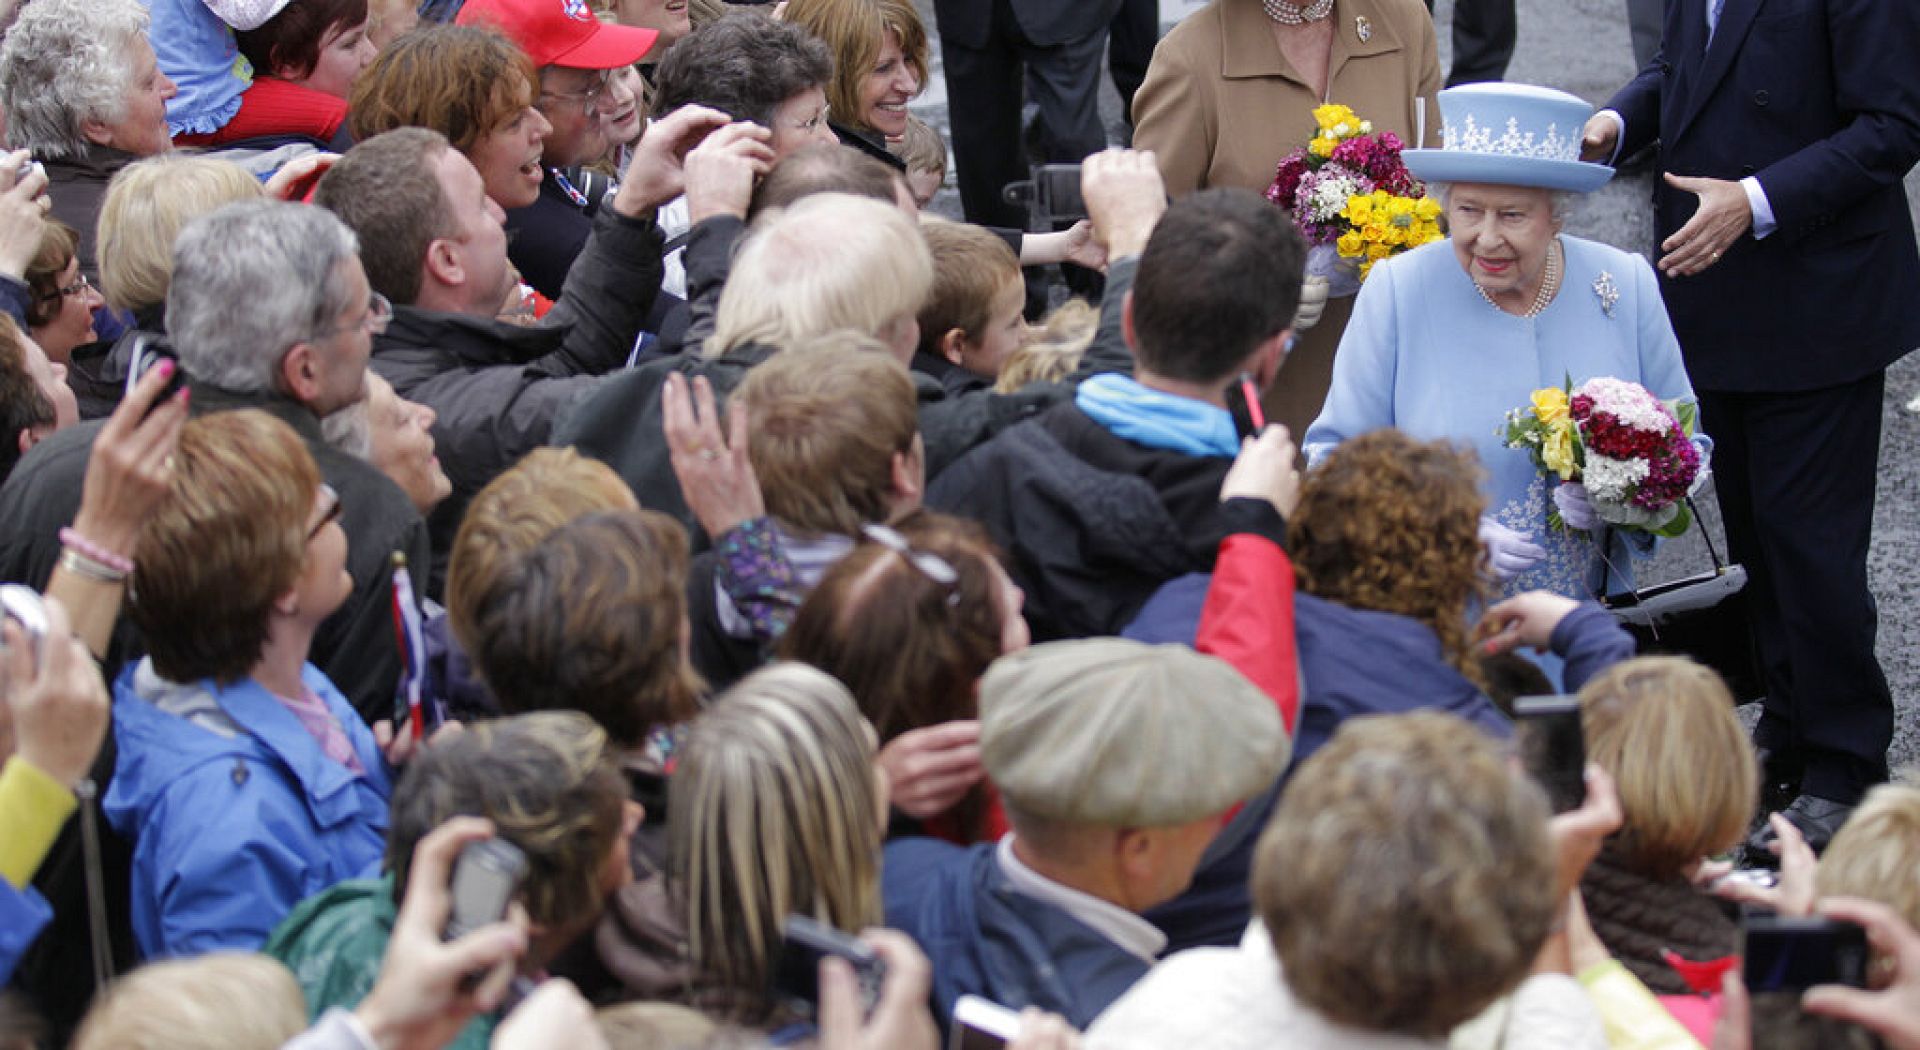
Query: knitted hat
[[980, 639, 1291, 828], [456, 0, 657, 69]]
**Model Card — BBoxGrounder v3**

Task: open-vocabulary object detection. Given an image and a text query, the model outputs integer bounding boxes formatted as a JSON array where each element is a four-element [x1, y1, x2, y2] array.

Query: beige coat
[[1133, 0, 1443, 197], [1131, 0, 1442, 440]]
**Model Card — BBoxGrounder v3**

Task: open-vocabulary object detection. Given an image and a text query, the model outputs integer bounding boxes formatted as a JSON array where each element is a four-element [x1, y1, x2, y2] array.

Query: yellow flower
[[1541, 422, 1579, 480], [1530, 386, 1570, 425], [1309, 135, 1335, 158], [1345, 195, 1374, 224], [1313, 104, 1357, 133], [1415, 196, 1442, 221], [1366, 242, 1393, 261], [1336, 231, 1365, 257]]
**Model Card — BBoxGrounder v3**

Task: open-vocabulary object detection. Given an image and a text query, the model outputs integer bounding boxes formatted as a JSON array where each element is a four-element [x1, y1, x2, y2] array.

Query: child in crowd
[[913, 220, 1028, 395], [893, 115, 947, 209], [995, 299, 1096, 393]]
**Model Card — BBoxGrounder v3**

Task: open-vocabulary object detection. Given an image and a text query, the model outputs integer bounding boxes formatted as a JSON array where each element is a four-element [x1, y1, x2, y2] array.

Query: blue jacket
[[882, 839, 1150, 1030], [104, 660, 391, 959], [0, 878, 51, 985], [1125, 579, 1633, 950]]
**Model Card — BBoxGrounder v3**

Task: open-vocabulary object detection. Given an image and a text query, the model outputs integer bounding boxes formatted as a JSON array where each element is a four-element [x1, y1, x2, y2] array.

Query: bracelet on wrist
[[58, 528, 134, 577], [58, 548, 129, 585]]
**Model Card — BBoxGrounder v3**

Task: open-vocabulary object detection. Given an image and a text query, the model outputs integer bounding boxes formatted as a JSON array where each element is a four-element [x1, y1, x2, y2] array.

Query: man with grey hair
[[882, 638, 1292, 1029], [0, 199, 428, 725], [0, 0, 178, 281]]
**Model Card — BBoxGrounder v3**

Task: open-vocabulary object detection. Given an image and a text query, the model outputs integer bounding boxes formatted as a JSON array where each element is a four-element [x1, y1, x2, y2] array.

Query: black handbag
[[1601, 497, 1766, 702]]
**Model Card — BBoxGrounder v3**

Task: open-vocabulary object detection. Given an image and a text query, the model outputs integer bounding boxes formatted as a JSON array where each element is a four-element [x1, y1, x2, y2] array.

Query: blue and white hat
[[1401, 83, 1614, 193]]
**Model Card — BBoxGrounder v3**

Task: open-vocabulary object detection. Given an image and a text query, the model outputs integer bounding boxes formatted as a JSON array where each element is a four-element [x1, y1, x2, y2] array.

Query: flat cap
[[980, 639, 1292, 828]]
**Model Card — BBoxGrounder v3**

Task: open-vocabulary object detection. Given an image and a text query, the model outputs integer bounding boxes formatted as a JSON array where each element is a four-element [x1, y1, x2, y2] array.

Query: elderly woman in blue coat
[[1306, 83, 1705, 603]]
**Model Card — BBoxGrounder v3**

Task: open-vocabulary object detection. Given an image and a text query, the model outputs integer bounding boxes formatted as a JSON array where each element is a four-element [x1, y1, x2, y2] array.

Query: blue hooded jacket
[[105, 659, 391, 959], [882, 839, 1151, 1030]]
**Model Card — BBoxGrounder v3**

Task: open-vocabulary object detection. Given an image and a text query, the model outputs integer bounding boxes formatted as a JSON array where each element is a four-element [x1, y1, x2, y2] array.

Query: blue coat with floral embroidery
[[1304, 235, 1704, 601]]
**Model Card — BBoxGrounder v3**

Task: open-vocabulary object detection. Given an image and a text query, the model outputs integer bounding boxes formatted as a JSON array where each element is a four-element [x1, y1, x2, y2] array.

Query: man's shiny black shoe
[[1743, 793, 1854, 867]]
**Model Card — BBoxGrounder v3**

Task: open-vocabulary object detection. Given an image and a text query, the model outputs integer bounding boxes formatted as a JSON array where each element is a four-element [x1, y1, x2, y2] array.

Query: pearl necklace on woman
[[1476, 239, 1562, 318], [1262, 0, 1335, 25]]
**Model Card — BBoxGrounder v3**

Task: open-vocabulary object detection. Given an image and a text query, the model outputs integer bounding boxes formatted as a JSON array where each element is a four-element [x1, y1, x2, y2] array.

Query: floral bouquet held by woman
[[1503, 377, 1703, 538], [1266, 104, 1442, 293]]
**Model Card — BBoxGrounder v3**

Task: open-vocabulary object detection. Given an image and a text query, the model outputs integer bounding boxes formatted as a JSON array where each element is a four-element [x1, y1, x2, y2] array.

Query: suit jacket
[[932, 0, 1123, 50], [1132, 0, 1441, 197], [1607, 0, 1920, 392]]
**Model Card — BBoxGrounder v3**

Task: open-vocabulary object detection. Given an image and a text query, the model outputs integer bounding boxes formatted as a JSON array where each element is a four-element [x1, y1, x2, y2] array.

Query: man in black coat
[[927, 155, 1304, 642], [1587, 0, 1920, 848], [935, 0, 1123, 229]]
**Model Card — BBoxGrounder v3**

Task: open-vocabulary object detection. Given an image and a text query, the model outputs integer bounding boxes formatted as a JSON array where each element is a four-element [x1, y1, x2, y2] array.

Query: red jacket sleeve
[[1195, 532, 1300, 734]]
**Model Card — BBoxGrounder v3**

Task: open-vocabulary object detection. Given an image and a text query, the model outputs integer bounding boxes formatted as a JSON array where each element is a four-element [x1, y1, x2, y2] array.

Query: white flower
[[1334, 122, 1351, 136], [1360, 120, 1373, 134], [1575, 376, 1675, 432], [1583, 454, 1648, 504]]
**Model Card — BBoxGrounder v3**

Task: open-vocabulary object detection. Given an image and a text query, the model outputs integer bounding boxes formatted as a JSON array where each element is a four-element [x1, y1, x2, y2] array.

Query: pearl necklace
[[1262, 0, 1334, 25], [1476, 239, 1562, 318]]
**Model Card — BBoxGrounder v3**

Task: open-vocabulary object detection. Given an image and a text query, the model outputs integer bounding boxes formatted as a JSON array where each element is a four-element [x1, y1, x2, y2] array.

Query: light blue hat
[[1402, 83, 1614, 193]]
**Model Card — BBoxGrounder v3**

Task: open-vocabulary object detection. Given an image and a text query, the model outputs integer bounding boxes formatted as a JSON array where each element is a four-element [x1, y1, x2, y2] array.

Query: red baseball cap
[[456, 0, 658, 69]]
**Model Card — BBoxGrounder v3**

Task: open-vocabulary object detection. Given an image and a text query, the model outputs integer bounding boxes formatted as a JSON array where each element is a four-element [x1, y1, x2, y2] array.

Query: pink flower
[[1267, 151, 1311, 210]]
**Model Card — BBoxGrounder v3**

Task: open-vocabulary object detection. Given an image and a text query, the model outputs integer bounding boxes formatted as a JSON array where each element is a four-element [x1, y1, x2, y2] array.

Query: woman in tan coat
[[1133, 0, 1440, 440]]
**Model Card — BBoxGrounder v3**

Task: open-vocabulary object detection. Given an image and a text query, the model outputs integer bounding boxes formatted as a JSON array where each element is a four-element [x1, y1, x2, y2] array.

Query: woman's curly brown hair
[[1289, 429, 1491, 687]]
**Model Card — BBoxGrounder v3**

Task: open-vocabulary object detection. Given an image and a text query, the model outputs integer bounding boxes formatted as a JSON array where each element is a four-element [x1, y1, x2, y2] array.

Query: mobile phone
[[772, 915, 886, 1018], [1743, 915, 1870, 992], [12, 156, 42, 182], [444, 838, 527, 941], [1034, 163, 1086, 223], [1513, 695, 1586, 813], [124, 336, 185, 414], [0, 584, 48, 669], [949, 995, 1023, 1050]]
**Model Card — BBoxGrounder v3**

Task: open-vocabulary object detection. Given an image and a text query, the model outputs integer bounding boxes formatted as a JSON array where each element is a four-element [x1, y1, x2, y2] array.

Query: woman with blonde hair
[[599, 662, 885, 1029], [781, 0, 929, 170], [68, 154, 262, 417], [1576, 656, 1758, 995]]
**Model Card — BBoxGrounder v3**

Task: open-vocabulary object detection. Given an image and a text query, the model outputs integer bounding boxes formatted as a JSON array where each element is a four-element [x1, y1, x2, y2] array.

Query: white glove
[[1480, 516, 1547, 581], [1293, 275, 1330, 332], [1552, 482, 1600, 532]]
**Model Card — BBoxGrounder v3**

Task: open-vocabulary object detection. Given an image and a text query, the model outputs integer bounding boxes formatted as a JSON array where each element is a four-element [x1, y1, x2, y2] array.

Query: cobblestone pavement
[[907, 0, 1920, 771]]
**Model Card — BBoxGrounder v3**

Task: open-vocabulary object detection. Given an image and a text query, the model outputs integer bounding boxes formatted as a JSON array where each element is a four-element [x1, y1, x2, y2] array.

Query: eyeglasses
[[308, 484, 343, 540], [860, 523, 961, 605], [540, 69, 612, 116], [36, 271, 91, 303], [320, 291, 393, 339]]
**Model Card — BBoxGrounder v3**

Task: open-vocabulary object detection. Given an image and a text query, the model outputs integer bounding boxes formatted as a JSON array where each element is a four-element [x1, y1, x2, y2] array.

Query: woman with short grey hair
[[0, 0, 178, 280]]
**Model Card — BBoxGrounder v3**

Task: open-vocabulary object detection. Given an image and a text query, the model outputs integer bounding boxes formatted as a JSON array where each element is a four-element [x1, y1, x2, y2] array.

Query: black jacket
[[45, 147, 138, 283], [0, 384, 430, 726], [373, 202, 664, 589], [503, 171, 595, 301], [926, 398, 1236, 642]]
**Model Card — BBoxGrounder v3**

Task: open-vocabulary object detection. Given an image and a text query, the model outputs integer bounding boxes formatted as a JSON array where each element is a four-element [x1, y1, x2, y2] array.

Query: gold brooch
[[1355, 15, 1373, 41]]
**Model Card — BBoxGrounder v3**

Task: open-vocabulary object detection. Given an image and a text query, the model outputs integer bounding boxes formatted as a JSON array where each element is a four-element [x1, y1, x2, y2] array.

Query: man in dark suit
[[1584, 0, 1920, 850], [1422, 0, 1516, 86], [934, 0, 1122, 229]]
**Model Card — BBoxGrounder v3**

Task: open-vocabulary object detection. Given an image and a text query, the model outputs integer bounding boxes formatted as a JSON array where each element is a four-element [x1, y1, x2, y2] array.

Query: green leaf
[[1650, 502, 1693, 539]]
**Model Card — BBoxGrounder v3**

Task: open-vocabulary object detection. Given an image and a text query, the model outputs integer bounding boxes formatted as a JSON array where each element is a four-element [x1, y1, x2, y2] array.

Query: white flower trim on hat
[[1442, 115, 1578, 164]]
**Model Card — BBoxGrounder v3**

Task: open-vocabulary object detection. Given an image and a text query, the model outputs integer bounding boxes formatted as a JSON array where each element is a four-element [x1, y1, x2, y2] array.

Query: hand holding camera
[[1, 590, 109, 788], [0, 149, 50, 282]]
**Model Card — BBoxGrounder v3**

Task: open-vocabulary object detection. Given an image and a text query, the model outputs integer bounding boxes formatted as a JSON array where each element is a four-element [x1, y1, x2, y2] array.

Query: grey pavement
[[909, 0, 1920, 772]]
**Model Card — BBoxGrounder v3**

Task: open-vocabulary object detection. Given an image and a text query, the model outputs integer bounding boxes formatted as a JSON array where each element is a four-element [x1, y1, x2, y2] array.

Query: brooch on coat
[[1355, 15, 1373, 41], [1593, 271, 1619, 317]]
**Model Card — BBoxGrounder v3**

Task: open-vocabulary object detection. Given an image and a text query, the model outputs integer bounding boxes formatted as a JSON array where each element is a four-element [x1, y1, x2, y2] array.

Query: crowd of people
[[0, 0, 1918, 1047]]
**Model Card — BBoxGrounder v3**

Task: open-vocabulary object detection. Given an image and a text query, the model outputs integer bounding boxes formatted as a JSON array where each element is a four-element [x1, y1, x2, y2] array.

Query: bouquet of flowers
[[1265, 104, 1442, 288], [1502, 376, 1703, 538]]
